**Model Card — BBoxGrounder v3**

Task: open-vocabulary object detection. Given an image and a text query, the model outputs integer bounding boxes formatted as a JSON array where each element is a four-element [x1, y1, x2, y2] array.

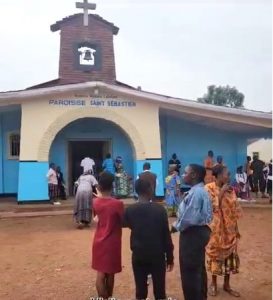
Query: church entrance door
[[68, 140, 111, 195]]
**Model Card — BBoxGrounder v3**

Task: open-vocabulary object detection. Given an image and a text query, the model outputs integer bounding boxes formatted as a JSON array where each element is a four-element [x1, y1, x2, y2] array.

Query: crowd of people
[[165, 151, 272, 208], [234, 155, 272, 203], [45, 150, 271, 298], [89, 161, 243, 300]]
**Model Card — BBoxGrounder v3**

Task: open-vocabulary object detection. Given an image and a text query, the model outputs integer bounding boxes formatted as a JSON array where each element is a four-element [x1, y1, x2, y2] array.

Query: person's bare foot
[[223, 286, 240, 297], [208, 284, 217, 296], [77, 222, 84, 229]]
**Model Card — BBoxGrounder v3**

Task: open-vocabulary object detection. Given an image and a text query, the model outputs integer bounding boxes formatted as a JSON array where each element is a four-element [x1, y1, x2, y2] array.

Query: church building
[[0, 1, 271, 201]]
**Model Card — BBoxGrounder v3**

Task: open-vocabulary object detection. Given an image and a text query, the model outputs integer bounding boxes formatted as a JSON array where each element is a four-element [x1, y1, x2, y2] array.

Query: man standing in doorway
[[138, 162, 157, 200], [172, 164, 212, 300]]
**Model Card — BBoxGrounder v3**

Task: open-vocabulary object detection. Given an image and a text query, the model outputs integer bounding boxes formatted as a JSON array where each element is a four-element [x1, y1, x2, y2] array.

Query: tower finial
[[75, 0, 96, 26]]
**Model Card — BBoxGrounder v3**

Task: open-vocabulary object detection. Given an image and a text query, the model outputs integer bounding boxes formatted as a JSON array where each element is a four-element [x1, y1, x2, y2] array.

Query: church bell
[[84, 50, 92, 61]]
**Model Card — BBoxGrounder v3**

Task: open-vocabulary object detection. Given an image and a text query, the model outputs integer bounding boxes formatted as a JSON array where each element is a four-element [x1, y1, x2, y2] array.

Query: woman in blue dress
[[165, 166, 181, 217]]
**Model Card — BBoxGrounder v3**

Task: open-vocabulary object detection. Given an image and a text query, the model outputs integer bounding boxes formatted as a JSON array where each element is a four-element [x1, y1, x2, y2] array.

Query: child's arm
[[162, 209, 174, 270], [46, 169, 53, 179]]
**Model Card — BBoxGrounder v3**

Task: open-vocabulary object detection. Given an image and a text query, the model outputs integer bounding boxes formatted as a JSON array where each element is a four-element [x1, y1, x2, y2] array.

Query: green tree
[[197, 85, 244, 108]]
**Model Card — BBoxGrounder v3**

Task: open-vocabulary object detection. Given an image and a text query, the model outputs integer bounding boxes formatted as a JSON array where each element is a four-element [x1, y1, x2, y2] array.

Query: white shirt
[[46, 168, 58, 185], [236, 172, 247, 192], [80, 157, 95, 173]]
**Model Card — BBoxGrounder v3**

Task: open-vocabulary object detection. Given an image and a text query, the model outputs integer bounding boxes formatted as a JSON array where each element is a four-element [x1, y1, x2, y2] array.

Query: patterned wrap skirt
[[48, 183, 58, 200], [74, 189, 92, 223], [207, 251, 240, 276]]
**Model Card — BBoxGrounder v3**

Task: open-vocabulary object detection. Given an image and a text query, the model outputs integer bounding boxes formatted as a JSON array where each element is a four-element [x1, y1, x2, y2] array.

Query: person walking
[[74, 170, 98, 228]]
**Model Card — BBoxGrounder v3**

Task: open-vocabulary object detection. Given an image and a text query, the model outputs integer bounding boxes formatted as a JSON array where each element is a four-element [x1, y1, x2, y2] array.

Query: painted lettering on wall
[[48, 99, 136, 107]]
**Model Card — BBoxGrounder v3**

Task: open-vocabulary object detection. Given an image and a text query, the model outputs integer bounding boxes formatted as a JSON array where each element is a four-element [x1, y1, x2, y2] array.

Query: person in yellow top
[[205, 165, 242, 297]]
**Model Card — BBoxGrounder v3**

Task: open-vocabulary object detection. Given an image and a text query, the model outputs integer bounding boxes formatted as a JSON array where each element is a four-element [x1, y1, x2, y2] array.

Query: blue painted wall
[[18, 162, 49, 201], [0, 109, 21, 194], [50, 118, 134, 185], [160, 114, 250, 181]]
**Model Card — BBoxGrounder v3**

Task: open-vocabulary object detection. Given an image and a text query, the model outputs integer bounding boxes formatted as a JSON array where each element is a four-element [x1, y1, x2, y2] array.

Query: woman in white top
[[235, 166, 250, 200], [46, 163, 60, 205], [74, 169, 98, 228]]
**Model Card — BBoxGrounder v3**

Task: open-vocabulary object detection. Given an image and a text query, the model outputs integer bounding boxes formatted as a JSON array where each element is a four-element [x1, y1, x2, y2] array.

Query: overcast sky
[[0, 0, 271, 111]]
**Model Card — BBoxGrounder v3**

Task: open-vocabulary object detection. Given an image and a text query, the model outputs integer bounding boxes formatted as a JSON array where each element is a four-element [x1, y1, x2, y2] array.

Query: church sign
[[48, 99, 136, 107]]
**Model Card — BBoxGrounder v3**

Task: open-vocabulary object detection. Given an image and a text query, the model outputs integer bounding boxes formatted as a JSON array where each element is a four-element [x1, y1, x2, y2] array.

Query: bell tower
[[50, 1, 119, 85]]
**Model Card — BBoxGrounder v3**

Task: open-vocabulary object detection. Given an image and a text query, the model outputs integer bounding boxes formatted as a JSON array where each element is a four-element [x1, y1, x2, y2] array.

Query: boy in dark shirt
[[123, 179, 174, 300]]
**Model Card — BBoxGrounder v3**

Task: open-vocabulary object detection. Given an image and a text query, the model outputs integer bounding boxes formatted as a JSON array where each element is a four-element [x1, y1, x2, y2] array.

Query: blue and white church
[[0, 1, 271, 202]]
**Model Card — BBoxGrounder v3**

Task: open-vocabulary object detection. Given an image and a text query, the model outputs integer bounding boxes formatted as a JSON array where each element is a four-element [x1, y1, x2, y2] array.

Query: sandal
[[224, 287, 240, 297], [209, 285, 217, 296]]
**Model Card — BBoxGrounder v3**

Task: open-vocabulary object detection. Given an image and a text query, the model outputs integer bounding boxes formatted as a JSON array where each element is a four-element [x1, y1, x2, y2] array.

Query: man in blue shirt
[[173, 164, 212, 300]]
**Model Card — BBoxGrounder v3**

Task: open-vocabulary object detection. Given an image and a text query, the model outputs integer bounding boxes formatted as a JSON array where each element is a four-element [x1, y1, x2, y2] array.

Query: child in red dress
[[92, 171, 124, 299]]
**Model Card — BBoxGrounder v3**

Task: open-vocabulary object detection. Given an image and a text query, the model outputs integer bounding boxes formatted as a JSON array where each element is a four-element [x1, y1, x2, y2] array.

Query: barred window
[[9, 133, 20, 159]]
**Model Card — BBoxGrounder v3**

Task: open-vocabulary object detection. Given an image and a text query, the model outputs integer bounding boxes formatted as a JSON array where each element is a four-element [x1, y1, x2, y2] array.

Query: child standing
[[123, 179, 174, 300], [165, 166, 181, 217], [91, 172, 124, 299], [235, 166, 250, 200]]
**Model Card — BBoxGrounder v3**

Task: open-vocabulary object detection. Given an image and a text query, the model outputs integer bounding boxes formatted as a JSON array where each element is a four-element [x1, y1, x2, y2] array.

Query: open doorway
[[68, 140, 111, 195]]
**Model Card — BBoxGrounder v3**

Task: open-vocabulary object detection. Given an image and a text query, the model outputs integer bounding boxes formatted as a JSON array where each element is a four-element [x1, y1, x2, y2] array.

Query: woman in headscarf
[[206, 165, 242, 297], [114, 156, 131, 198], [74, 169, 98, 228], [165, 166, 181, 217]]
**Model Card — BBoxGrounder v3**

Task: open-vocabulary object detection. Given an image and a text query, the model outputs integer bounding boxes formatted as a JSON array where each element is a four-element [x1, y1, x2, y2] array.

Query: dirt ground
[[0, 208, 271, 300]]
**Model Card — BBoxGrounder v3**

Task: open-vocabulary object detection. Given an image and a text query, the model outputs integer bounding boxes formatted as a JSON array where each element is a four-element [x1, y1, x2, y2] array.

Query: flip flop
[[208, 285, 217, 296], [224, 287, 241, 297]]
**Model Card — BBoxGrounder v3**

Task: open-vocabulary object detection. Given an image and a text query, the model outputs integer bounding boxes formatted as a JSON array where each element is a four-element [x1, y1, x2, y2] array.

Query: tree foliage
[[197, 85, 244, 108]]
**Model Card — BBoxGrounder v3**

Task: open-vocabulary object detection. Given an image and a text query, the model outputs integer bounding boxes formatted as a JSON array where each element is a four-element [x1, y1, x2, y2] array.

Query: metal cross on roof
[[75, 0, 96, 26]]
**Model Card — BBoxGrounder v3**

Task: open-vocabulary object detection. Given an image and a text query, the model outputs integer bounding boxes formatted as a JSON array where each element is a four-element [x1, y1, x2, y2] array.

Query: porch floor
[[0, 195, 271, 219]]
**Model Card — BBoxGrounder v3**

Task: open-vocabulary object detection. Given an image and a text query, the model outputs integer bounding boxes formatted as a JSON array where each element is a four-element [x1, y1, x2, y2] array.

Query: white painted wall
[[247, 138, 272, 162]]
